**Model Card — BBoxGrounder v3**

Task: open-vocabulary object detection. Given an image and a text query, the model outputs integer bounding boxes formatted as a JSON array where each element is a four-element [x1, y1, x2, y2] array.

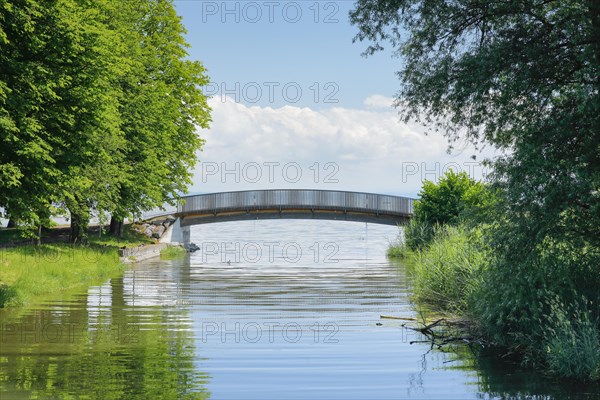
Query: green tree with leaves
[[350, 0, 599, 244], [1, 0, 125, 243], [107, 0, 211, 236], [352, 0, 600, 379], [1, 0, 210, 243], [415, 170, 487, 226]]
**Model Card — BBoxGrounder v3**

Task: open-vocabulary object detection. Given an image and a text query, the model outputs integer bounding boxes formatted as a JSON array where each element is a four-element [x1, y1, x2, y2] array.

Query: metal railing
[[179, 189, 414, 217]]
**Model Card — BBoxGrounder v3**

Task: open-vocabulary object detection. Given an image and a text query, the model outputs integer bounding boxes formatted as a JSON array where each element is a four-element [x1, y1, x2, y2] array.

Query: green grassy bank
[[0, 244, 124, 308], [0, 225, 155, 308]]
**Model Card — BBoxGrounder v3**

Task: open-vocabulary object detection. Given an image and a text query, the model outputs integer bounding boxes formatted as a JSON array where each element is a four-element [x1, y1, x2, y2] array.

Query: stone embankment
[[118, 243, 171, 263], [132, 217, 177, 240]]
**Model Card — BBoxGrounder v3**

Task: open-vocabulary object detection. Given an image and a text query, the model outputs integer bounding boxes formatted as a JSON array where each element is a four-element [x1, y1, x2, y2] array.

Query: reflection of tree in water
[[406, 348, 428, 397], [440, 344, 600, 400], [0, 273, 211, 399]]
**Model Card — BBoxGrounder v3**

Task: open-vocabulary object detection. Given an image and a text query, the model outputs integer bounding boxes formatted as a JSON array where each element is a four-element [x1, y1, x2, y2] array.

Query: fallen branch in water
[[398, 316, 482, 349], [379, 315, 418, 321]]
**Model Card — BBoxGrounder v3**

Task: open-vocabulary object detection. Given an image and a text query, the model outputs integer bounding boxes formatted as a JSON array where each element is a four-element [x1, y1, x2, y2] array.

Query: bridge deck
[[162, 190, 415, 226]]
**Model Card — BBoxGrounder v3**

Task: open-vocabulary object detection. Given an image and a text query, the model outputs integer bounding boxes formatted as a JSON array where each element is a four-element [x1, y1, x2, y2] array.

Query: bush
[[386, 240, 410, 259], [399, 170, 494, 252], [160, 245, 187, 259], [404, 218, 436, 251], [387, 219, 435, 257], [470, 226, 600, 380], [415, 170, 489, 226]]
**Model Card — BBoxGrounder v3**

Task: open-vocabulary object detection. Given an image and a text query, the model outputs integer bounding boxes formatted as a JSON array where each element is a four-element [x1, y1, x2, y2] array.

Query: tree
[[54, 0, 125, 244], [415, 170, 487, 226], [351, 0, 600, 378], [350, 0, 600, 245], [404, 170, 490, 250], [0, 0, 65, 238], [107, 0, 211, 236], [0, 0, 124, 243], [1, 0, 210, 243]]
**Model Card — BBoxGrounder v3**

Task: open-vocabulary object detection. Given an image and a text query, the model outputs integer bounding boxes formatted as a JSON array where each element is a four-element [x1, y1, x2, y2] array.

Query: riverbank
[[388, 226, 600, 382], [0, 244, 126, 308], [0, 226, 183, 308]]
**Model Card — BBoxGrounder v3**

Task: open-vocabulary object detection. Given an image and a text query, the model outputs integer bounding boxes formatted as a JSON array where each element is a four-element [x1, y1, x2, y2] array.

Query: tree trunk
[[36, 224, 42, 246], [109, 216, 124, 237], [70, 212, 89, 244]]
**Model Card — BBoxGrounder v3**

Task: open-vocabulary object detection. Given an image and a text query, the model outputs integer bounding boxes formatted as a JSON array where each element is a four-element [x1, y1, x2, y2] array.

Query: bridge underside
[[179, 209, 410, 227]]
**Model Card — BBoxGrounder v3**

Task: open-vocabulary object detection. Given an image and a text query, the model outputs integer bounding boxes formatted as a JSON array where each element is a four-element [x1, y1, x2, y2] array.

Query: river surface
[[1, 220, 598, 399]]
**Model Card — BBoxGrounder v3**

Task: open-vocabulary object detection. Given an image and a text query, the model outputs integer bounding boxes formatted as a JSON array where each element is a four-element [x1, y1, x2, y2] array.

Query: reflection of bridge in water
[[142, 190, 415, 243]]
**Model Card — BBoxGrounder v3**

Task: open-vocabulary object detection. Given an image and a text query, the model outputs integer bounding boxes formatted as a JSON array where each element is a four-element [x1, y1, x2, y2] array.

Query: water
[[1, 220, 598, 399]]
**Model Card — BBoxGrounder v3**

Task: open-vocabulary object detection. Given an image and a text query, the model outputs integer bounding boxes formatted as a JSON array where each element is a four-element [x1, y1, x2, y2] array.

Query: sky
[[174, 1, 495, 198]]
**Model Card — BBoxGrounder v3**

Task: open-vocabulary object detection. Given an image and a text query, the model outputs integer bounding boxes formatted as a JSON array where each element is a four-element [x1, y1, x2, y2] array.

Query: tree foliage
[[415, 170, 488, 226], [0, 0, 211, 242], [352, 0, 600, 379], [404, 170, 492, 250], [108, 0, 210, 233], [350, 0, 599, 244]]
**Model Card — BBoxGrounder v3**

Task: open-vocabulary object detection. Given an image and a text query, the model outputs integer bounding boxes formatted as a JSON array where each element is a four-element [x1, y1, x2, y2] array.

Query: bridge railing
[[140, 203, 179, 220], [179, 190, 414, 216]]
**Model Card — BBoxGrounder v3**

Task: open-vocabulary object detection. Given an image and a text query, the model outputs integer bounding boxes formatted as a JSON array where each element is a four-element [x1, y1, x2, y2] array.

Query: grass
[[388, 224, 486, 313], [411, 225, 486, 313], [160, 245, 187, 260], [89, 224, 155, 248], [543, 299, 600, 381], [387, 240, 411, 259], [391, 221, 600, 382], [0, 244, 126, 308], [0, 224, 156, 308]]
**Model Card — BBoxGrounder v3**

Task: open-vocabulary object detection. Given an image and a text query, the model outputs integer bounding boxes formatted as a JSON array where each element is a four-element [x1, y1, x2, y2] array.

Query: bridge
[[143, 189, 415, 242]]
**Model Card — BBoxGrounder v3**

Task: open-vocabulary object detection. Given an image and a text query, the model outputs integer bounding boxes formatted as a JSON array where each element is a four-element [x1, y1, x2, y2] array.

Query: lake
[[0, 220, 597, 399]]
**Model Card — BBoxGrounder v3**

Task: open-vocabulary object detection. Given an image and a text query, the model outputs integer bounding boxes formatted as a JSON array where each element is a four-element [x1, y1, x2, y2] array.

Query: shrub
[[470, 225, 600, 380], [160, 245, 187, 259], [404, 218, 436, 251], [415, 170, 488, 226]]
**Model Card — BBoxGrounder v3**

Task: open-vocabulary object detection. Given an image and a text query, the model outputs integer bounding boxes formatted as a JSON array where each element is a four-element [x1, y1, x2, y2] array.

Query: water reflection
[[1, 220, 598, 399], [0, 269, 210, 399]]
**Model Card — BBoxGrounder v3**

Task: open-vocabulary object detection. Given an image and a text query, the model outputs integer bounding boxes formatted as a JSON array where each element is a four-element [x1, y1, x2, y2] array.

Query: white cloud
[[363, 94, 395, 110], [191, 96, 495, 197]]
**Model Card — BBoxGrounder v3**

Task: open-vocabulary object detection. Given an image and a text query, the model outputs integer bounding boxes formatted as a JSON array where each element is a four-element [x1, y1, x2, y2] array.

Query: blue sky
[[172, 1, 494, 197], [175, 1, 401, 109]]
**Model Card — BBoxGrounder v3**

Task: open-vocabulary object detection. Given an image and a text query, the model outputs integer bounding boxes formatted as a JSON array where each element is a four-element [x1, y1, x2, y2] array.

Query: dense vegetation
[[0, 0, 211, 243], [353, 0, 600, 381], [389, 172, 599, 380]]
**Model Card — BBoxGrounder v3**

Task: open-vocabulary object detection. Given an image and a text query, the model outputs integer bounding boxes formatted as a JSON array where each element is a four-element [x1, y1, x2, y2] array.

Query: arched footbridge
[[144, 189, 415, 228]]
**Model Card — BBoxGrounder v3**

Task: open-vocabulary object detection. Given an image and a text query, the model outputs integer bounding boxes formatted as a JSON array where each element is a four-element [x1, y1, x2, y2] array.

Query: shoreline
[[0, 225, 184, 308]]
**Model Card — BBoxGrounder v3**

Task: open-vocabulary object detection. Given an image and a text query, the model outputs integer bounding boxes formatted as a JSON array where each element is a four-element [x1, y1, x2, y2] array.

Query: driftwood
[[380, 315, 481, 349], [379, 315, 418, 321]]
